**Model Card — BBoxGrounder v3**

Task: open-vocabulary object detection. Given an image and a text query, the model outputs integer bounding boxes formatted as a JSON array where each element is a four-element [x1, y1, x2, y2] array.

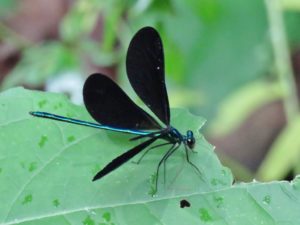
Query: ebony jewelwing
[[30, 27, 201, 192]]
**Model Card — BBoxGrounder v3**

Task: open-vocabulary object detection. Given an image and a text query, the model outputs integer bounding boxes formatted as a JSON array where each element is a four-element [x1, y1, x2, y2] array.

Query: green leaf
[[0, 87, 232, 224], [1, 88, 300, 224]]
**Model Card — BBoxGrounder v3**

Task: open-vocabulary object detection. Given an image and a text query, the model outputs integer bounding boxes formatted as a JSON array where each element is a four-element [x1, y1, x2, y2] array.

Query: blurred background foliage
[[1, 0, 300, 182]]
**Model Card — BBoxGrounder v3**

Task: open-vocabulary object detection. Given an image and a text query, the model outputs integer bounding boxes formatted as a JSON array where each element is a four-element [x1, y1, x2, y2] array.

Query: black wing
[[126, 27, 170, 126], [83, 73, 161, 130], [93, 135, 159, 181]]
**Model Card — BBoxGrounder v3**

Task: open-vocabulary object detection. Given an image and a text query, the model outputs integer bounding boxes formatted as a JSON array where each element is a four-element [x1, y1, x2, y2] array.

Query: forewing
[[126, 27, 170, 125], [83, 73, 161, 130]]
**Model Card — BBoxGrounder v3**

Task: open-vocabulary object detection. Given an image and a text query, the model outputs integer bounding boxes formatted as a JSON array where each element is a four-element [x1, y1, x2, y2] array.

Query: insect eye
[[187, 137, 195, 149]]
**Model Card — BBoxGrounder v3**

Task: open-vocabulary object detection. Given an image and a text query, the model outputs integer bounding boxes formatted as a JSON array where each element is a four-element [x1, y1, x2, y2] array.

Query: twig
[[265, 0, 299, 122]]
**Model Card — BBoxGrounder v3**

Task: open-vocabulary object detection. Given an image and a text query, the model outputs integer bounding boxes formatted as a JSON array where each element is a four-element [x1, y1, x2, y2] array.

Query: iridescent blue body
[[29, 111, 195, 148], [30, 111, 150, 136]]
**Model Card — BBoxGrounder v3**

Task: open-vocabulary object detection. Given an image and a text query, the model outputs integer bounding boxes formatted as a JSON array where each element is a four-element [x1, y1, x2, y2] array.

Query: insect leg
[[153, 143, 176, 193], [162, 142, 181, 184], [154, 143, 179, 193], [184, 144, 202, 176], [133, 142, 173, 164]]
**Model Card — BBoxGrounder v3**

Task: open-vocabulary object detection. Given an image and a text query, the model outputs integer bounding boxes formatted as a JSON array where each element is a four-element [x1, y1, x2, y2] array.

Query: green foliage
[[1, 42, 79, 89], [257, 115, 300, 180], [161, 0, 271, 118], [60, 0, 100, 42], [0, 88, 233, 224], [114, 0, 273, 119], [1, 0, 274, 120], [284, 11, 300, 47], [282, 0, 300, 11], [0, 0, 17, 18], [208, 80, 284, 136]]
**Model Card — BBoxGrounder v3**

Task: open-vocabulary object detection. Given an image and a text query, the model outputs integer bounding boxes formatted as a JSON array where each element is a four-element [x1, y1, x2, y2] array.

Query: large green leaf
[[0, 88, 232, 224], [1, 88, 300, 224]]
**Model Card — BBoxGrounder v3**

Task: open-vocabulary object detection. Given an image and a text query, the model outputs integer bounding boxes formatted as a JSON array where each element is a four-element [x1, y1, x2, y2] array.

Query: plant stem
[[265, 0, 299, 122]]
